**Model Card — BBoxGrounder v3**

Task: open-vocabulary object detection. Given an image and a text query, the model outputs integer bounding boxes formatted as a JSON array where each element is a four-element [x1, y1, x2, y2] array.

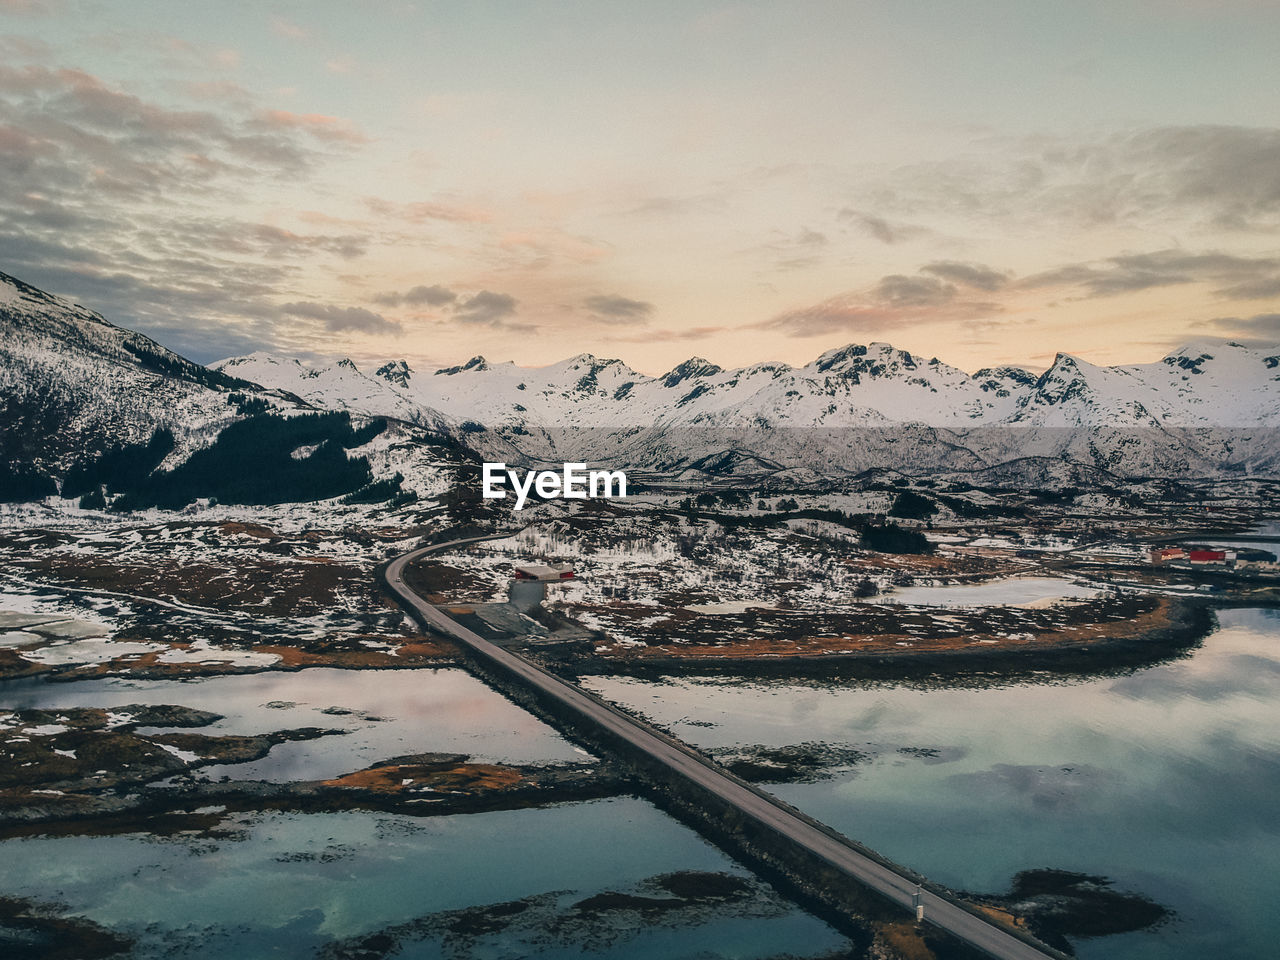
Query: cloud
[[1197, 313, 1280, 341], [375, 284, 458, 307], [370, 282, 527, 330], [1215, 276, 1280, 300], [745, 225, 831, 272], [584, 293, 653, 323], [755, 297, 900, 337], [620, 190, 731, 218], [254, 109, 368, 144], [270, 16, 311, 41], [281, 301, 401, 335], [495, 228, 611, 267], [652, 325, 725, 341], [244, 223, 366, 259], [1126, 126, 1280, 231], [0, 56, 383, 359], [0, 35, 50, 58], [862, 125, 1280, 234], [132, 318, 277, 366], [873, 274, 956, 307], [837, 208, 929, 244], [1020, 249, 1280, 299], [920, 261, 1010, 291], [454, 290, 518, 325], [364, 196, 491, 224], [183, 79, 253, 106], [757, 262, 1006, 337], [1231, 313, 1280, 337], [0, 63, 324, 191], [0, 237, 292, 363]]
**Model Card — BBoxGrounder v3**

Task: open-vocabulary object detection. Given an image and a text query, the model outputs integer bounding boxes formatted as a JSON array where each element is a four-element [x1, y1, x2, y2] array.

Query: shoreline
[[552, 596, 1218, 684]]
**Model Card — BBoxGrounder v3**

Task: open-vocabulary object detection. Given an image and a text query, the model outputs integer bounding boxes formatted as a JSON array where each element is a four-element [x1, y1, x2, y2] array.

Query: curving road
[[384, 535, 1059, 960]]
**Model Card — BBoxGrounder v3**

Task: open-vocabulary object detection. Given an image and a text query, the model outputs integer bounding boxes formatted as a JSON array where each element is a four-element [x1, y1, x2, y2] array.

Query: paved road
[[385, 536, 1059, 960]]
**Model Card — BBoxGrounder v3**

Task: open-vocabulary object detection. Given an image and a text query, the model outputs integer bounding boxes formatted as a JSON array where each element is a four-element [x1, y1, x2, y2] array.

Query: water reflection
[[0, 799, 848, 959], [582, 608, 1280, 960], [0, 667, 587, 780]]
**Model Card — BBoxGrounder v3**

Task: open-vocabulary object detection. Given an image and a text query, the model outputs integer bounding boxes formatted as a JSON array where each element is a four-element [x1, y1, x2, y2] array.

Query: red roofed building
[[1188, 550, 1228, 565]]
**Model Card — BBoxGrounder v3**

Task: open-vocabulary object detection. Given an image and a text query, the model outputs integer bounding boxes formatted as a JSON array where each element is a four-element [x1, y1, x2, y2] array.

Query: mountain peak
[[214, 351, 299, 370], [661, 357, 722, 388], [560, 353, 629, 370], [813, 343, 869, 371], [1048, 351, 1086, 369], [435, 355, 488, 376], [812, 342, 920, 375], [375, 359, 413, 387]]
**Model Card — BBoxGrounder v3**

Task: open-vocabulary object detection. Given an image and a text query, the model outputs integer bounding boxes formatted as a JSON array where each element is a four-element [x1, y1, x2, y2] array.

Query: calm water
[[0, 799, 847, 958], [1, 667, 588, 780], [0, 666, 847, 957], [583, 607, 1280, 960], [873, 576, 1099, 607]]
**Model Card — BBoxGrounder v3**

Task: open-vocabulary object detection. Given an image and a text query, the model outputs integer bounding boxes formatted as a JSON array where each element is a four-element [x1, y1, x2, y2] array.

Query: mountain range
[[3, 268, 1279, 492], [217, 337, 1280, 480]]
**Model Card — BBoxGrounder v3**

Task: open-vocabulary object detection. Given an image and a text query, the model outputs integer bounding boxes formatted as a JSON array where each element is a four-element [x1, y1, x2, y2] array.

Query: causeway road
[[384, 535, 1059, 960]]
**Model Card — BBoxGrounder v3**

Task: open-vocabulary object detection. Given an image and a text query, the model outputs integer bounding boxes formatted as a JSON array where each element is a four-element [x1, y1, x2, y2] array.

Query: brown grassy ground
[[322, 758, 525, 794], [13, 553, 386, 618], [583, 595, 1180, 661]]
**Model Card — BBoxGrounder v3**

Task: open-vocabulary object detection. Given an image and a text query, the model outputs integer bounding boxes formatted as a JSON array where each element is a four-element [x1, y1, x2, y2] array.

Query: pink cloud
[[270, 16, 311, 41], [496, 229, 611, 265], [256, 109, 368, 144], [364, 196, 492, 224]]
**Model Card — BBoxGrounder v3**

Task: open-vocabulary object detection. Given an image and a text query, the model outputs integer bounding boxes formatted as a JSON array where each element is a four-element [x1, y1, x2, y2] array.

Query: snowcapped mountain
[[218, 344, 1029, 431], [217, 339, 1280, 478], [3, 265, 1275, 484], [0, 270, 252, 475], [215, 352, 453, 434], [0, 271, 465, 506]]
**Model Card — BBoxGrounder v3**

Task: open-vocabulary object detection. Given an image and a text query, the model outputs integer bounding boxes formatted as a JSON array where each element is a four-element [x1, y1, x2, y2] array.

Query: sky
[[1, 0, 1278, 376]]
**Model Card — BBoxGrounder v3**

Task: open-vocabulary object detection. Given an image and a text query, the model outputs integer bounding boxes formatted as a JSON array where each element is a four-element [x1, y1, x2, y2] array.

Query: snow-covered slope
[[1010, 342, 1280, 428], [0, 270, 250, 474], [215, 352, 454, 434], [217, 339, 1280, 478], [221, 339, 1280, 432], [5, 264, 1271, 483], [0, 270, 469, 504]]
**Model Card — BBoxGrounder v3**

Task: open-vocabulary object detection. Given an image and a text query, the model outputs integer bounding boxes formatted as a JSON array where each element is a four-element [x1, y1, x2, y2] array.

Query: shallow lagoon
[[583, 608, 1280, 960], [0, 798, 848, 959], [2, 667, 587, 780], [0, 666, 848, 957]]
